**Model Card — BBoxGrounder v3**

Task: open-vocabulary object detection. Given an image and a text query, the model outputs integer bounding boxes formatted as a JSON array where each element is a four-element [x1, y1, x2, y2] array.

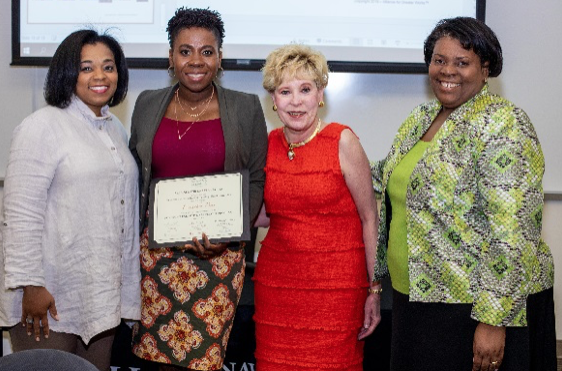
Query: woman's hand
[[185, 233, 227, 259], [472, 322, 505, 370], [358, 291, 381, 340], [21, 286, 59, 341]]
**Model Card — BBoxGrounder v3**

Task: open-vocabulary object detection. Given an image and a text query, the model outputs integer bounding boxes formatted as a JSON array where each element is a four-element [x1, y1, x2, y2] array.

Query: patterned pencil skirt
[[132, 227, 245, 370]]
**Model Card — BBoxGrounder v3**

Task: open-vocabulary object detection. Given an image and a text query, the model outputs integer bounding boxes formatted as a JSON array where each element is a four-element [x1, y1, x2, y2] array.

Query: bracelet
[[368, 287, 383, 295]]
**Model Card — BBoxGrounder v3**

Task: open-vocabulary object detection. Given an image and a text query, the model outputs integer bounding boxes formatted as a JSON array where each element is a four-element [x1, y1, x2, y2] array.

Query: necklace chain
[[174, 87, 214, 140], [285, 118, 322, 160], [175, 86, 214, 119]]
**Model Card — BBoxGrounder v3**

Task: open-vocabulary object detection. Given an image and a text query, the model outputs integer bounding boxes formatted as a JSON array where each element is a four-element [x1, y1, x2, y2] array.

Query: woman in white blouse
[[0, 29, 140, 370]]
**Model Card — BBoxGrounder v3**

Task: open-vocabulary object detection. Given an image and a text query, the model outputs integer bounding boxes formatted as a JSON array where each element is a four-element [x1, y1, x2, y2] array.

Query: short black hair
[[166, 7, 225, 50], [44, 29, 128, 108], [424, 17, 503, 77]]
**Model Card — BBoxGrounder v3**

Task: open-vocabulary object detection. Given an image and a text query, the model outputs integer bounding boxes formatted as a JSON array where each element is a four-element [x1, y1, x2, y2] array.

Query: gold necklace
[[285, 118, 322, 160], [175, 94, 200, 140], [175, 86, 214, 118]]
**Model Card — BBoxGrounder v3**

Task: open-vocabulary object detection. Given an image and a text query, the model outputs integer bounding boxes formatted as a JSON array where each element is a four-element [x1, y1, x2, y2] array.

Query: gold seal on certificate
[[148, 170, 250, 249]]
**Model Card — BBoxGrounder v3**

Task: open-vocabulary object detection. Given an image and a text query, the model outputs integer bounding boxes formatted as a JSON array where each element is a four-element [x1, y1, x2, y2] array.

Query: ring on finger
[[26, 317, 33, 324]]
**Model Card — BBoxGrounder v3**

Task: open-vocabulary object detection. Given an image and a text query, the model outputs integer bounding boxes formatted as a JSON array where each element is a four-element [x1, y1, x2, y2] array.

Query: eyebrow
[[433, 53, 471, 60], [80, 58, 116, 64], [177, 44, 216, 50], [277, 82, 314, 90]]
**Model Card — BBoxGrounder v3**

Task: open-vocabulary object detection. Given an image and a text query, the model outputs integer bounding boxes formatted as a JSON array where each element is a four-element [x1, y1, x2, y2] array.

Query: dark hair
[[44, 29, 128, 108], [166, 7, 225, 50], [424, 17, 503, 77]]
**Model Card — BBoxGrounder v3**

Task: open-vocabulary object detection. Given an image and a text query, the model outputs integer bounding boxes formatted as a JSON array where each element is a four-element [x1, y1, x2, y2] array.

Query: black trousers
[[390, 288, 557, 371]]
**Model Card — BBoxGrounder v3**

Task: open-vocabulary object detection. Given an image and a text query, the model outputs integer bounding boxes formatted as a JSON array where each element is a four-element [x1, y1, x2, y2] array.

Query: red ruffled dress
[[254, 123, 368, 370]]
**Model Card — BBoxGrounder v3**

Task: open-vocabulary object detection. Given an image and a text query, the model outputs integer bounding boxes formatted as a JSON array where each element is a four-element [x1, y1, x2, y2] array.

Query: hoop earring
[[273, 104, 277, 112], [167, 66, 175, 78], [318, 101, 325, 108], [217, 66, 224, 79]]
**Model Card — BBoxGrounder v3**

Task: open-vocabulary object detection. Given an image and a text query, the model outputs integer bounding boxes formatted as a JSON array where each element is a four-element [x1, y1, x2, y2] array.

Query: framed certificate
[[148, 170, 250, 249]]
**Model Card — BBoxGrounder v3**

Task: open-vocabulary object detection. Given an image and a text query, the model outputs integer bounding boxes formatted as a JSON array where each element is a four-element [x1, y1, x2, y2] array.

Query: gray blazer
[[129, 83, 268, 233]]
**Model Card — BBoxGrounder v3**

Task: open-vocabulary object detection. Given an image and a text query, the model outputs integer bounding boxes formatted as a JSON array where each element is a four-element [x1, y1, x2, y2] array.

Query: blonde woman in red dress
[[253, 44, 381, 371]]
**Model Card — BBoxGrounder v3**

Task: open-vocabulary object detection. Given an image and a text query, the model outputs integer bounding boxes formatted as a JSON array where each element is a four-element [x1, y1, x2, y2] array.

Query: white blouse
[[0, 96, 140, 344]]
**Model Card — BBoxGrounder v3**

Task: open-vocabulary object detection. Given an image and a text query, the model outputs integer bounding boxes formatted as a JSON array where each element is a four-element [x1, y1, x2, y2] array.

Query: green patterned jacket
[[371, 85, 554, 326]]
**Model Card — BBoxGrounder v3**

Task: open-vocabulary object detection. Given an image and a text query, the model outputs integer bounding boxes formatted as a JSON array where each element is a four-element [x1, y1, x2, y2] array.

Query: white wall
[[1, 0, 561, 355], [543, 201, 562, 337]]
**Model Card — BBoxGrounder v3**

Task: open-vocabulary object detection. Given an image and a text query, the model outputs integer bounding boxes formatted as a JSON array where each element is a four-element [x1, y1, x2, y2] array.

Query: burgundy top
[[151, 117, 225, 179]]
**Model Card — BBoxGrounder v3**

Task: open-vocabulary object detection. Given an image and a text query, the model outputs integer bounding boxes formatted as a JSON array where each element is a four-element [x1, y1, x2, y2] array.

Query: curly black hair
[[166, 7, 225, 50], [44, 29, 128, 109], [424, 17, 503, 77]]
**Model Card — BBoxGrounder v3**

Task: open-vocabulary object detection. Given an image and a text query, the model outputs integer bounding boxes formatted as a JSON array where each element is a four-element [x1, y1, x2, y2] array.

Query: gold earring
[[273, 104, 277, 111], [167, 66, 175, 78], [318, 101, 325, 108]]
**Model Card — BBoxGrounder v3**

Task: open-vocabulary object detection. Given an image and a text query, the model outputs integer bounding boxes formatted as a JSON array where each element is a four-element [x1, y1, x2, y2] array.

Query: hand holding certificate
[[149, 170, 250, 249]]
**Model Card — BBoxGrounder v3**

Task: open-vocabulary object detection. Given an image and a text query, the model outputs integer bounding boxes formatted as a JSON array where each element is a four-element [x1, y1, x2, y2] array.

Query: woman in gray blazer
[[128, 7, 267, 371]]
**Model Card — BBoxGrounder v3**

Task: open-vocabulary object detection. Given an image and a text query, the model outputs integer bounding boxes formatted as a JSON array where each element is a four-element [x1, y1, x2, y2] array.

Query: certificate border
[[148, 169, 250, 249]]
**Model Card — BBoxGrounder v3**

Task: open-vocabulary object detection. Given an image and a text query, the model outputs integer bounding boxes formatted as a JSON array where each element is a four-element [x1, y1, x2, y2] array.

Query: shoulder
[[218, 86, 262, 114], [135, 86, 174, 105], [473, 91, 516, 115], [133, 86, 174, 117], [131, 86, 174, 126], [337, 125, 361, 152], [266, 128, 284, 150], [26, 105, 66, 120], [218, 85, 260, 102], [10, 106, 67, 148], [410, 99, 440, 116], [217, 86, 266, 129], [395, 100, 440, 135], [316, 123, 363, 159], [327, 122, 349, 132], [321, 122, 356, 140], [15, 105, 65, 133], [472, 92, 534, 134], [268, 127, 283, 139]]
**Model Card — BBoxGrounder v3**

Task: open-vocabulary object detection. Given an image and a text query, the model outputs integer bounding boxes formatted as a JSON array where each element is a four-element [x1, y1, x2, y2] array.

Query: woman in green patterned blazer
[[372, 17, 556, 371]]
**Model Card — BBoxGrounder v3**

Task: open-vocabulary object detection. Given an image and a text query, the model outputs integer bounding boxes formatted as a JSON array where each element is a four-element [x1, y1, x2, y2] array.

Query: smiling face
[[271, 74, 324, 140], [75, 42, 118, 116], [169, 27, 221, 94], [429, 36, 489, 113]]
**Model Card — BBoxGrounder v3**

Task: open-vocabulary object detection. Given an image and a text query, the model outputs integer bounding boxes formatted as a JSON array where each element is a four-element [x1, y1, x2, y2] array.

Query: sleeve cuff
[[471, 290, 527, 327]]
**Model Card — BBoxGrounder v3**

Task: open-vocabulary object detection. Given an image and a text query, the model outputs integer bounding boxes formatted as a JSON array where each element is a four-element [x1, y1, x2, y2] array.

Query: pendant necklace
[[176, 86, 214, 118], [285, 118, 322, 160], [175, 86, 214, 140]]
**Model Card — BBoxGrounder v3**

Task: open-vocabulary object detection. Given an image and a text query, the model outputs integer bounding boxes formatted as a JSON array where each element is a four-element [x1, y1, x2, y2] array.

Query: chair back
[[0, 349, 99, 371]]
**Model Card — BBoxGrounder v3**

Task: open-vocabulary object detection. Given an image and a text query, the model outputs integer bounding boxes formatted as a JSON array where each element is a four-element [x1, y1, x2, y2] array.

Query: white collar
[[68, 95, 112, 123]]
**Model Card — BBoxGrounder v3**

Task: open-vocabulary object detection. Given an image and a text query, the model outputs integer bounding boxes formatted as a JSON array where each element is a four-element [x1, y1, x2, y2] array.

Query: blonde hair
[[262, 44, 329, 93]]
